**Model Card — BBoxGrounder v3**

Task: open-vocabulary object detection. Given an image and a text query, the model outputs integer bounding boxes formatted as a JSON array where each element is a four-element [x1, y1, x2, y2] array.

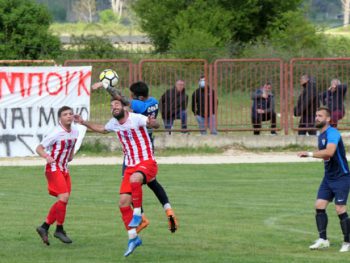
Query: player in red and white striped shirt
[[36, 106, 78, 246], [74, 98, 160, 257]]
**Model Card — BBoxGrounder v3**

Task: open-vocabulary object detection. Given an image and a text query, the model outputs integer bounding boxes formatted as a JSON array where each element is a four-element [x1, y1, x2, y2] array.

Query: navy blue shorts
[[317, 176, 350, 205]]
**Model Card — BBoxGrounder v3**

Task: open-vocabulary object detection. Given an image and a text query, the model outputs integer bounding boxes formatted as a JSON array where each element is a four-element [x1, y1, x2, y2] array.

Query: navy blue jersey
[[318, 126, 349, 179], [130, 97, 159, 118]]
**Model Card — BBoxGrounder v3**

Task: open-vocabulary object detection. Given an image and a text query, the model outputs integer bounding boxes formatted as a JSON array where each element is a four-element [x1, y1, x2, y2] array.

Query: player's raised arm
[[74, 114, 109, 134], [147, 116, 159, 129]]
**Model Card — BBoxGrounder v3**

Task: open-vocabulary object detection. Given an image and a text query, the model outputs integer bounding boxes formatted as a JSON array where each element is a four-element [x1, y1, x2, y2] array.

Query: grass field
[[1, 163, 349, 262]]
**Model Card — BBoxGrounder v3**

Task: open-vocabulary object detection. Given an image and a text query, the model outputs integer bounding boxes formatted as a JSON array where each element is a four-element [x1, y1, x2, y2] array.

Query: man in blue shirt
[[298, 106, 350, 252], [92, 81, 178, 234]]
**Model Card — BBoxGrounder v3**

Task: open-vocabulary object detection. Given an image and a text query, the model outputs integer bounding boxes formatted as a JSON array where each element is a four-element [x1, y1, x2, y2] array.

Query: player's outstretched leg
[[54, 225, 72, 244], [36, 224, 50, 246], [124, 236, 142, 257]]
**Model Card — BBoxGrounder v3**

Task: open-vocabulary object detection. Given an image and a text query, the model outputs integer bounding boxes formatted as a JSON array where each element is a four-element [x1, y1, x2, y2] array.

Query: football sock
[[164, 203, 171, 211], [41, 222, 50, 231], [128, 228, 137, 240], [339, 212, 350, 242], [56, 200, 67, 225], [316, 209, 328, 240], [147, 179, 169, 206], [56, 225, 64, 232], [133, 208, 141, 216], [120, 206, 133, 230], [131, 182, 142, 209], [46, 202, 59, 225]]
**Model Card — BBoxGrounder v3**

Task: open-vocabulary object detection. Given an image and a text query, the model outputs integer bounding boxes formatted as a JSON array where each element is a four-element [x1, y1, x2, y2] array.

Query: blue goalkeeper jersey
[[130, 97, 159, 118], [318, 126, 349, 179]]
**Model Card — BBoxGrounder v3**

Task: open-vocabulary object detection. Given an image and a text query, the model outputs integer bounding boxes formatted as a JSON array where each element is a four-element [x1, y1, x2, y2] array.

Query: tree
[[341, 0, 350, 27], [132, 0, 303, 52], [73, 0, 97, 22], [0, 0, 61, 59], [111, 0, 124, 17]]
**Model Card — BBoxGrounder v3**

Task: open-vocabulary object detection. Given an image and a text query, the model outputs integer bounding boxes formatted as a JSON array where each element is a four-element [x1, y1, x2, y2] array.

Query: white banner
[[0, 66, 91, 157]]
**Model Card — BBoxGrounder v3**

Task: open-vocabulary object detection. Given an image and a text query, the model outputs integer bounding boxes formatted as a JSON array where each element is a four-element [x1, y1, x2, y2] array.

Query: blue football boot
[[124, 236, 142, 257]]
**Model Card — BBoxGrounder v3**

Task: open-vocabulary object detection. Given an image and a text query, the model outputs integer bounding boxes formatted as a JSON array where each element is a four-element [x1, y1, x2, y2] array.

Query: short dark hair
[[129, 81, 149, 97], [317, 106, 331, 117], [58, 106, 73, 118]]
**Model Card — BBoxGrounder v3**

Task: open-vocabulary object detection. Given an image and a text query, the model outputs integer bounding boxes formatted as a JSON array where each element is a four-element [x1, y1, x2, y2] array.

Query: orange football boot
[[166, 208, 178, 233], [136, 214, 150, 234]]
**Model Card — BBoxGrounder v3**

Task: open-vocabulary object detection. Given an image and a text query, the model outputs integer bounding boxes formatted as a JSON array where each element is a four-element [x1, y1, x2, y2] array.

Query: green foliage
[[0, 0, 61, 59], [169, 29, 227, 61], [239, 9, 350, 60], [267, 10, 325, 56], [132, 0, 303, 52], [132, 0, 188, 52], [99, 9, 120, 24], [69, 35, 123, 59], [78, 139, 111, 154]]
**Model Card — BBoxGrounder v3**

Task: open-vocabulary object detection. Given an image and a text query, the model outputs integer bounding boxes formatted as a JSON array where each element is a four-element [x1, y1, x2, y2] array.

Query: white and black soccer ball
[[99, 69, 119, 87]]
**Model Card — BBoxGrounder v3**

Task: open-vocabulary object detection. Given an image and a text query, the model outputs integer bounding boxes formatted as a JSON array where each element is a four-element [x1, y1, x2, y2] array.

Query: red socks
[[120, 206, 133, 230], [45, 200, 67, 225], [131, 182, 143, 209]]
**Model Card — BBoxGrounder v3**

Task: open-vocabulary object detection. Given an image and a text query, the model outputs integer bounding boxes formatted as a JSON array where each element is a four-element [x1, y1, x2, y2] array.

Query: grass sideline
[[1, 163, 348, 262]]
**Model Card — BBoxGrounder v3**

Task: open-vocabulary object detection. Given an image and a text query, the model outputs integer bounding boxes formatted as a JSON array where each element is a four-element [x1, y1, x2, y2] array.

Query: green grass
[[0, 163, 348, 262], [49, 22, 143, 36]]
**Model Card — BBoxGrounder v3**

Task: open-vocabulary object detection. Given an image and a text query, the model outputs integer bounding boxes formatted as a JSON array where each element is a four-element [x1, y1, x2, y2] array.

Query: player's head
[[315, 106, 331, 129], [58, 106, 74, 125], [110, 99, 126, 120], [129, 81, 149, 99]]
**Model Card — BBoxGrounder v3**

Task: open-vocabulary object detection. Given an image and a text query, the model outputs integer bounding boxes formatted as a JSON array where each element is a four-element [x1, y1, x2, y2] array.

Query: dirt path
[[0, 149, 320, 166]]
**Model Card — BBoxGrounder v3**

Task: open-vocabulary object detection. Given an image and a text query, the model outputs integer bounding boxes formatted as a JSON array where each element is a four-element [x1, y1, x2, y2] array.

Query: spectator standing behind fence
[[320, 79, 347, 128], [160, 79, 188, 133], [251, 82, 277, 135], [294, 75, 320, 135], [191, 76, 218, 135]]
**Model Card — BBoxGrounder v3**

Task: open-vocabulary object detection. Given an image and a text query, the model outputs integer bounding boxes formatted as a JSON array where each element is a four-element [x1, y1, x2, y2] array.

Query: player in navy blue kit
[[92, 81, 178, 233], [298, 106, 350, 252]]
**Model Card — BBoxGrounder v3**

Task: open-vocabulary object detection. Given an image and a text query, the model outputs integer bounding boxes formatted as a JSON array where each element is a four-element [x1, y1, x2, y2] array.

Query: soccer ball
[[99, 69, 119, 87]]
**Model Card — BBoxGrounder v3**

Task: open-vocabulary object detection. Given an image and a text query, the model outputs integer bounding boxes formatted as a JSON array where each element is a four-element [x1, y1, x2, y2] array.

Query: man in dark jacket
[[251, 82, 277, 135], [320, 79, 347, 128], [160, 79, 188, 133], [294, 75, 320, 135], [191, 76, 218, 135]]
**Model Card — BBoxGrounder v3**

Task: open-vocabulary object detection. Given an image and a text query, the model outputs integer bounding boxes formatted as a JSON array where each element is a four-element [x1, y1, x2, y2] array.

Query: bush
[[0, 0, 61, 59], [99, 9, 120, 24]]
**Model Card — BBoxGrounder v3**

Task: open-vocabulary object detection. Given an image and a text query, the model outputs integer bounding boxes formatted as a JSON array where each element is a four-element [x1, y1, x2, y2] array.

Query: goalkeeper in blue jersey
[[298, 106, 350, 252], [92, 81, 178, 234]]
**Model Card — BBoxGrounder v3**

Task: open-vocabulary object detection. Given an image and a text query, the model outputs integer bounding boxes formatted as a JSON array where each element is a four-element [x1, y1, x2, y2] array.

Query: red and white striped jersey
[[105, 112, 155, 167], [40, 123, 79, 172]]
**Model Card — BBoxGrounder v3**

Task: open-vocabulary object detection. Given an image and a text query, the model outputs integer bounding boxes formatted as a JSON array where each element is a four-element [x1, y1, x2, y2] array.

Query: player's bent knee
[[335, 205, 347, 215], [130, 172, 144, 183], [119, 193, 132, 207], [58, 193, 70, 203]]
